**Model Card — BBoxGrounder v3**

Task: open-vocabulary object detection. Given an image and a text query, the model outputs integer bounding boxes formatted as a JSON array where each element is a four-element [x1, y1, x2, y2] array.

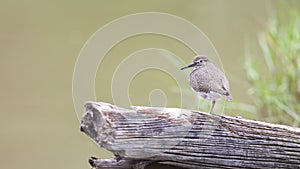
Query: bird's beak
[[180, 63, 196, 70]]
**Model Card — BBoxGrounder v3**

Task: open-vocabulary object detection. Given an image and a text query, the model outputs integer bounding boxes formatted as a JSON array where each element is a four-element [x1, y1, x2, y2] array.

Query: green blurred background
[[1, 1, 300, 169]]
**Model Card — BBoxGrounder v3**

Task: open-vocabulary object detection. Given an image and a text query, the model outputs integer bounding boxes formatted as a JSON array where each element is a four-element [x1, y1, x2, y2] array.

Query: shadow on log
[[80, 101, 300, 169]]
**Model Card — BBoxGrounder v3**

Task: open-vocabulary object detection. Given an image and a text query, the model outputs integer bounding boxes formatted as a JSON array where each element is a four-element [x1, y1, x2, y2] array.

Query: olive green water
[[1, 1, 299, 169]]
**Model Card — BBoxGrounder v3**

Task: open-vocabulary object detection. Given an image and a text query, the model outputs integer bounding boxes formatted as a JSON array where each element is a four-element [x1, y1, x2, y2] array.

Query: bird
[[181, 55, 232, 113]]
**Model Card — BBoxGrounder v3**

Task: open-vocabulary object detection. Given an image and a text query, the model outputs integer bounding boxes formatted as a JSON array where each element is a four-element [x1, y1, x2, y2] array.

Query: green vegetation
[[244, 10, 300, 126]]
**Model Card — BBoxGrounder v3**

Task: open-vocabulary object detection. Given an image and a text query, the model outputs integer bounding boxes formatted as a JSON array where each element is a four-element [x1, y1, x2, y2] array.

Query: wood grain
[[80, 101, 300, 169]]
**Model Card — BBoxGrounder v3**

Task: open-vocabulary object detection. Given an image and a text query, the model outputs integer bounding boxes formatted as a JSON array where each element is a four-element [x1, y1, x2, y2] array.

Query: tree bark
[[80, 101, 300, 169]]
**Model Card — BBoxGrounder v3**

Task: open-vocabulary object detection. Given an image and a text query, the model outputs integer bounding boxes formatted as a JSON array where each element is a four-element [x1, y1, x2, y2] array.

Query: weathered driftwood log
[[80, 101, 300, 169]]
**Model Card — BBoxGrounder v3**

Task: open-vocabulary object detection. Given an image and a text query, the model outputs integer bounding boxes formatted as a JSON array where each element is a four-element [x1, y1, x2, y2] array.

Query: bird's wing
[[207, 63, 230, 92], [221, 74, 230, 91]]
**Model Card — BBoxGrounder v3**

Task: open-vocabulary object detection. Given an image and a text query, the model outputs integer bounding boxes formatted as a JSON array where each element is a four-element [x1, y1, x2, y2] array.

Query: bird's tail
[[224, 92, 233, 101]]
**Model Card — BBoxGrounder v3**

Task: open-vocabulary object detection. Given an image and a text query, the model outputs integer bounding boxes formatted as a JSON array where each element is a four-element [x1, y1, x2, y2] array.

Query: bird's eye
[[199, 60, 203, 63]]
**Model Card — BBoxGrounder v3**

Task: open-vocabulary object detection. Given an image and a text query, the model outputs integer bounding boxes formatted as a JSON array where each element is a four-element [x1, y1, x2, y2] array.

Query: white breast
[[197, 91, 222, 100]]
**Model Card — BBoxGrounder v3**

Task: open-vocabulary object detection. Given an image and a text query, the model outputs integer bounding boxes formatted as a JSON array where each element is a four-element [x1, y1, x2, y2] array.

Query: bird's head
[[180, 55, 209, 70]]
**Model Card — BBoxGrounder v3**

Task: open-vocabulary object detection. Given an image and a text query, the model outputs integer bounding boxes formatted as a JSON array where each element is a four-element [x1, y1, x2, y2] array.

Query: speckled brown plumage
[[181, 55, 232, 113]]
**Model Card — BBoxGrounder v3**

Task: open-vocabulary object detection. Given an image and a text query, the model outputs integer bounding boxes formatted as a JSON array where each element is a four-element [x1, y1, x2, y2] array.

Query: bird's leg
[[209, 100, 216, 113]]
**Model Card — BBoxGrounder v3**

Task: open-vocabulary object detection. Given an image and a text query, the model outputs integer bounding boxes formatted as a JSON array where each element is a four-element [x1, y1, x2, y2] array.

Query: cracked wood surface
[[80, 101, 300, 169]]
